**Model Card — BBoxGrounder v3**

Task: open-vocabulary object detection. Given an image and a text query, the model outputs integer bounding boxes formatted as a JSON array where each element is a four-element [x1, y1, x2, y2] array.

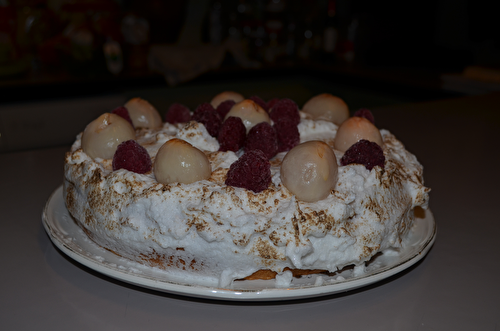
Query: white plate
[[42, 186, 436, 301]]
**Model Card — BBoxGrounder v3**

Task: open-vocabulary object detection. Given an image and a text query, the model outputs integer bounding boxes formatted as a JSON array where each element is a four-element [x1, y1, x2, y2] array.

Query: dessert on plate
[[63, 92, 430, 287]]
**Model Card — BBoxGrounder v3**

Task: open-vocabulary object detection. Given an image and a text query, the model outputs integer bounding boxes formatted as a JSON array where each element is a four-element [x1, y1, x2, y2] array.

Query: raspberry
[[216, 99, 235, 119], [218, 116, 246, 152], [266, 98, 280, 111], [353, 108, 375, 125], [165, 103, 191, 124], [269, 98, 300, 125], [112, 140, 152, 174], [245, 122, 278, 159], [340, 139, 385, 171], [111, 106, 134, 128], [192, 103, 222, 137], [249, 96, 268, 112], [274, 118, 300, 152], [225, 149, 271, 193]]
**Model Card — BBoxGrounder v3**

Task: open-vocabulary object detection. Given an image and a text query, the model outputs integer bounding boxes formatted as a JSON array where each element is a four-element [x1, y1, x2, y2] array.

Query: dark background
[[0, 0, 498, 103]]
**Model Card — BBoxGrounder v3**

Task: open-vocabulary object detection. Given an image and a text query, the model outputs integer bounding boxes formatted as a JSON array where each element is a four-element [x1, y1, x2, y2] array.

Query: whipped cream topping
[[64, 116, 429, 287]]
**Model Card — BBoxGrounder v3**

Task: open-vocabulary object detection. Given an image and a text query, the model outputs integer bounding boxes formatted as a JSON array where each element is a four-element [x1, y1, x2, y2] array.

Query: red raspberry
[[218, 116, 246, 152], [340, 139, 385, 171], [165, 103, 191, 124], [266, 98, 280, 111], [216, 99, 235, 119], [111, 106, 134, 128], [225, 149, 271, 193], [274, 118, 300, 152], [245, 122, 278, 159], [353, 108, 375, 125], [249, 96, 268, 112], [112, 140, 152, 174], [269, 98, 300, 125], [192, 103, 222, 137]]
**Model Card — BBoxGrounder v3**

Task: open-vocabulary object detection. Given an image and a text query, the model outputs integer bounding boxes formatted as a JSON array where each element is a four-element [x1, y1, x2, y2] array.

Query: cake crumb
[[275, 270, 293, 288]]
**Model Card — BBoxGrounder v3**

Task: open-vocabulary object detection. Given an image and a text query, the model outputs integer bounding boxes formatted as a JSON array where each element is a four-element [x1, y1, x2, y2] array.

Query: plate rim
[[42, 185, 436, 301]]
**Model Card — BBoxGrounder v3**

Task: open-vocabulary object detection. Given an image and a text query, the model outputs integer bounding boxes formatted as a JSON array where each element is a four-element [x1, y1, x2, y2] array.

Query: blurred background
[[1, 0, 499, 100], [1, 0, 499, 152]]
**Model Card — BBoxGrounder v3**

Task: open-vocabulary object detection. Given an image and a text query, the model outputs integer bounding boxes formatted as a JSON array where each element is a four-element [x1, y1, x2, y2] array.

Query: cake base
[[43, 186, 436, 300]]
